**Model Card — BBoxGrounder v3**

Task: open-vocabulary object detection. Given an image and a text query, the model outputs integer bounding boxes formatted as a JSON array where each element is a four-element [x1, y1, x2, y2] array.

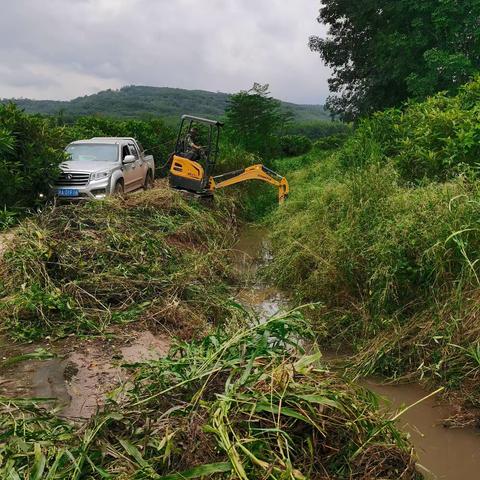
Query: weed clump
[[267, 78, 480, 397], [0, 314, 417, 479], [0, 187, 237, 341]]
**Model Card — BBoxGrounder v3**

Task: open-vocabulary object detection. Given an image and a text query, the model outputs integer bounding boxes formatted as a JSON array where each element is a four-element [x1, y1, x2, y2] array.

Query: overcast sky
[[0, 0, 330, 104]]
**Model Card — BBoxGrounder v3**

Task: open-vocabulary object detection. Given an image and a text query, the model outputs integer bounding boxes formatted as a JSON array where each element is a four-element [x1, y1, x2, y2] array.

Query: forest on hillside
[[1, 85, 332, 123]]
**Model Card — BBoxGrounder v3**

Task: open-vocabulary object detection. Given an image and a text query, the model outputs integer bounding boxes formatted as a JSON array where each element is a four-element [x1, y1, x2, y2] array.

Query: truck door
[[122, 144, 137, 192], [128, 142, 146, 188]]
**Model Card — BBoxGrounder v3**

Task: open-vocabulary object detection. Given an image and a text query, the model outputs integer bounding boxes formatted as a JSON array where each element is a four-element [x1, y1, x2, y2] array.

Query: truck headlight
[[91, 171, 110, 181]]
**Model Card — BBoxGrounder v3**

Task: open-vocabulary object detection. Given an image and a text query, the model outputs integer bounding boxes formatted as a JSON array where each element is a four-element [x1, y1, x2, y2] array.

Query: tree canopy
[[310, 0, 480, 120], [225, 84, 288, 159]]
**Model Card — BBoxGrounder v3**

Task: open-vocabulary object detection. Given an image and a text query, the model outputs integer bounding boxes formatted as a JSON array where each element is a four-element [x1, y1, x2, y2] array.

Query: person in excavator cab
[[184, 127, 205, 162]]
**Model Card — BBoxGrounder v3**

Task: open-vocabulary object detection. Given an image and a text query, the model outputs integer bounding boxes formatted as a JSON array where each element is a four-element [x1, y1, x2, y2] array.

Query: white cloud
[[0, 0, 329, 103]]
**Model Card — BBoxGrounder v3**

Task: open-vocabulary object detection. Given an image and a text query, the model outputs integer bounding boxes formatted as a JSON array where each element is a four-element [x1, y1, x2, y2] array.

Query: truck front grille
[[56, 172, 90, 186]]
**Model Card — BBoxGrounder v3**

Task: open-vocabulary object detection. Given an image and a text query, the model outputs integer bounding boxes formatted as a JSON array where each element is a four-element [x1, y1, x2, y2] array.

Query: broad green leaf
[[158, 462, 232, 479], [119, 439, 149, 468], [295, 394, 341, 409], [31, 444, 46, 480], [255, 402, 311, 423]]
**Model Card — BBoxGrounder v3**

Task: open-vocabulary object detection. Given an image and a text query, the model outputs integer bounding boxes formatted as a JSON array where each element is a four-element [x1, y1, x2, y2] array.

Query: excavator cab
[[169, 115, 222, 194], [169, 115, 289, 203]]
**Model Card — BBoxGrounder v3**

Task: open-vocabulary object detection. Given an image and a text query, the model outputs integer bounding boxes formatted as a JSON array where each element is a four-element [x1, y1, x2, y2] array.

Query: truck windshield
[[66, 144, 118, 162]]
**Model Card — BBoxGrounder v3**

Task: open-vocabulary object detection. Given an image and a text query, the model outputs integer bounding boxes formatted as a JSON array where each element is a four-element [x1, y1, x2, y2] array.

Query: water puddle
[[234, 224, 480, 480], [364, 379, 480, 480], [0, 329, 170, 419], [233, 224, 289, 321]]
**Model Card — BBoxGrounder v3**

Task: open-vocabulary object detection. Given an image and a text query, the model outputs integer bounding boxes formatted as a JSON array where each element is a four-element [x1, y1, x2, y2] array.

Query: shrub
[[269, 155, 480, 387], [0, 104, 67, 209], [278, 134, 312, 157], [314, 133, 350, 150], [267, 78, 480, 392], [339, 76, 480, 183], [286, 120, 351, 140]]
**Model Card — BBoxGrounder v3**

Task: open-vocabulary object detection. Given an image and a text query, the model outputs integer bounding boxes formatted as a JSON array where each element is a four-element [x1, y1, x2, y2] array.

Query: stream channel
[[0, 224, 479, 479], [233, 225, 480, 480]]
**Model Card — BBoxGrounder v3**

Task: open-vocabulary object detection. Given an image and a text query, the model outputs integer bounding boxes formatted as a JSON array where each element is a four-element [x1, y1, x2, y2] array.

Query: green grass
[[0, 313, 417, 479], [265, 79, 480, 398]]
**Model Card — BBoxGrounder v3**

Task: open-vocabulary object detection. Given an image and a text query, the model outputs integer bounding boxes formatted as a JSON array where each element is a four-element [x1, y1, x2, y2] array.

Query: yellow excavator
[[169, 115, 289, 203]]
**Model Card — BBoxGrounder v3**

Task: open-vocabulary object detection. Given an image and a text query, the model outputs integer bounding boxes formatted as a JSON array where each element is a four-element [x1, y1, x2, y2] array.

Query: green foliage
[[0, 315, 415, 479], [267, 78, 480, 390], [0, 208, 18, 230], [311, 0, 480, 119], [314, 133, 349, 151], [279, 135, 312, 157], [216, 141, 260, 173], [2, 85, 331, 123], [285, 119, 351, 140], [0, 104, 67, 209], [339, 77, 480, 183], [225, 85, 289, 160], [0, 188, 237, 341]]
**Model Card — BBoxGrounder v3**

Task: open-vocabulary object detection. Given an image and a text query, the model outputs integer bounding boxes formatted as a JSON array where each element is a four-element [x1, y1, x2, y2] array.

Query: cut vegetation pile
[[0, 314, 416, 479], [268, 77, 480, 402], [0, 187, 237, 341]]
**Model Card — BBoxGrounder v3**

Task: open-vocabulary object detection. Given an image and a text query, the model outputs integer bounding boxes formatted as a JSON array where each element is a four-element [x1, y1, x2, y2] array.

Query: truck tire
[[113, 181, 124, 196], [144, 171, 154, 190]]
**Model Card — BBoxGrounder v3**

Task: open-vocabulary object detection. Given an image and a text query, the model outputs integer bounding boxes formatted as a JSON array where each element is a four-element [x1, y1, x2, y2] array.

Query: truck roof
[[90, 137, 138, 142], [69, 137, 138, 145]]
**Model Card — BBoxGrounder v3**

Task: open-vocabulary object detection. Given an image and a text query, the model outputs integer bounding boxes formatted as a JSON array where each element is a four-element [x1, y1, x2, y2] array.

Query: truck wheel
[[144, 171, 154, 190], [113, 181, 124, 196]]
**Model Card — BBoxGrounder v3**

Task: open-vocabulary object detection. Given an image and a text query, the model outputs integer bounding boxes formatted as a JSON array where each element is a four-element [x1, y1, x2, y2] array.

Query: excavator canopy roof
[[181, 115, 224, 127]]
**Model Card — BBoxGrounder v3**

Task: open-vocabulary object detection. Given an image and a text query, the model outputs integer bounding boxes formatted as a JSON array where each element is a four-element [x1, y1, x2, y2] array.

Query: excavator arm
[[209, 164, 289, 203]]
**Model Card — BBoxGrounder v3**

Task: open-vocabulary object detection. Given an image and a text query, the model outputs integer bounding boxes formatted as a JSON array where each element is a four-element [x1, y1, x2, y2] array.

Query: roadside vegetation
[[0, 88, 418, 476], [4, 0, 480, 475], [267, 78, 480, 404]]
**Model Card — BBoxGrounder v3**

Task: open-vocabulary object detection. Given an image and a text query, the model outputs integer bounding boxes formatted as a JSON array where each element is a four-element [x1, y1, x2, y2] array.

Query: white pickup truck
[[54, 137, 155, 199]]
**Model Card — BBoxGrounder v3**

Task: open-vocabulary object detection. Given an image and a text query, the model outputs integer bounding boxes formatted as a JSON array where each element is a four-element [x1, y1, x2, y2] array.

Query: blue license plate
[[57, 188, 79, 197]]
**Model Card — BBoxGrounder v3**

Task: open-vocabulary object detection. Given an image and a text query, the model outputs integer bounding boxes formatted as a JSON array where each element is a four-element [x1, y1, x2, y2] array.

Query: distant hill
[[2, 85, 330, 123]]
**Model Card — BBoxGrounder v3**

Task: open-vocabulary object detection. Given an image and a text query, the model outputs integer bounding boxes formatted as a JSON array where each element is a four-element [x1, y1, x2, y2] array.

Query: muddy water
[[364, 380, 480, 480], [233, 224, 288, 320], [0, 329, 170, 419], [234, 225, 480, 480]]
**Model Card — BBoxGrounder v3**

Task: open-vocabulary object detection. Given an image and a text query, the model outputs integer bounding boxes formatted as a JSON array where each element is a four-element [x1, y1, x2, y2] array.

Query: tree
[[225, 84, 287, 159], [310, 0, 480, 120]]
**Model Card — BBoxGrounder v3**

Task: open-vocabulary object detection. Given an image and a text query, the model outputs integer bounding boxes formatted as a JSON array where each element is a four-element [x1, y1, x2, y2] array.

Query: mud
[[0, 329, 170, 419]]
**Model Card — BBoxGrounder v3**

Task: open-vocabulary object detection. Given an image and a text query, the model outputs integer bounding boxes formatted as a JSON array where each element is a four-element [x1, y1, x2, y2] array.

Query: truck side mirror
[[123, 155, 136, 164]]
